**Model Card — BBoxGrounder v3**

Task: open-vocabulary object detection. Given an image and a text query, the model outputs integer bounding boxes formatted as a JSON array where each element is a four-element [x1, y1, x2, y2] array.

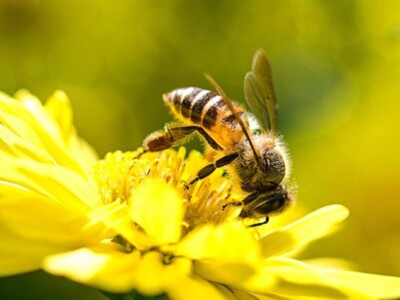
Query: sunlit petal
[[168, 276, 233, 300], [194, 260, 258, 287], [259, 205, 349, 257], [43, 245, 143, 293], [0, 157, 100, 210], [87, 200, 157, 249], [320, 267, 400, 299], [45, 90, 98, 167], [264, 257, 400, 299], [130, 180, 183, 245], [132, 251, 192, 296], [173, 222, 260, 262]]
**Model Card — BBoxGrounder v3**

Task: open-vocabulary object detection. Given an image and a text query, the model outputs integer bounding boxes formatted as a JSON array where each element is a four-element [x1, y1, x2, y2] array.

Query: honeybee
[[141, 49, 293, 226]]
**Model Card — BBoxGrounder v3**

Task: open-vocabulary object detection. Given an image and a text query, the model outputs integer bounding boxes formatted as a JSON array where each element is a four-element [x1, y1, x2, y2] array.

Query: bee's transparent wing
[[205, 73, 262, 164], [244, 49, 278, 133]]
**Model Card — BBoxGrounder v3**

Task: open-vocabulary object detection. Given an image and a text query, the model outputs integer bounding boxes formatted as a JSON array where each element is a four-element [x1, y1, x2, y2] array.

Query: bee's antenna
[[205, 73, 262, 165]]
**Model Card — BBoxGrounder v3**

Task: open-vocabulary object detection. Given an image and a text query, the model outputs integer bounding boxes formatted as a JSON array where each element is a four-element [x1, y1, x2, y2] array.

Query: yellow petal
[[228, 289, 259, 300], [168, 277, 234, 300], [1, 159, 99, 210], [303, 257, 356, 271], [43, 247, 111, 282], [0, 98, 46, 154], [194, 260, 257, 287], [45, 90, 98, 168], [0, 180, 103, 277], [259, 204, 349, 257], [228, 264, 278, 295], [14, 89, 65, 143], [130, 180, 183, 245], [320, 267, 400, 299], [44, 90, 73, 144], [44, 248, 196, 296], [0, 181, 90, 243], [0, 125, 53, 164], [171, 222, 263, 288], [173, 222, 260, 262], [43, 245, 142, 293], [258, 257, 349, 299], [0, 255, 41, 276], [0, 90, 93, 177], [87, 200, 158, 249], [133, 251, 192, 296], [264, 257, 400, 299], [265, 285, 347, 300]]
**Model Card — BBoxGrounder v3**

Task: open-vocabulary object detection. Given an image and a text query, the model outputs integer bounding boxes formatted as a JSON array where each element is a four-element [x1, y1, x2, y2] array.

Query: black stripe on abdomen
[[190, 91, 215, 124], [202, 98, 225, 129], [179, 88, 203, 118], [172, 90, 181, 113]]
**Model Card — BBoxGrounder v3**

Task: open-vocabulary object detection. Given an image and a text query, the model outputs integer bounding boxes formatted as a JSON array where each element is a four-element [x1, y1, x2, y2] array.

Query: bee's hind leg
[[184, 153, 238, 189], [142, 127, 180, 152], [143, 125, 223, 152]]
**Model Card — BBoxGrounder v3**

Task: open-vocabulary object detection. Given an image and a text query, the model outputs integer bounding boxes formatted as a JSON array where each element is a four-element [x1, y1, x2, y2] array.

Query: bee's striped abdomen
[[163, 87, 249, 149], [190, 91, 214, 123], [164, 87, 225, 129]]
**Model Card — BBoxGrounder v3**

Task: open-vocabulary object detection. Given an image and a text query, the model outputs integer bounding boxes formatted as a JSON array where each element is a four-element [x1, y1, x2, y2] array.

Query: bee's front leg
[[247, 217, 269, 227], [184, 153, 238, 189], [222, 192, 270, 227]]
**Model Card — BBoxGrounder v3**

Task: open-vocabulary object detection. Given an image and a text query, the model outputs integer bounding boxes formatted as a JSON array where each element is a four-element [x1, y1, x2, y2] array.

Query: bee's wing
[[244, 49, 278, 133]]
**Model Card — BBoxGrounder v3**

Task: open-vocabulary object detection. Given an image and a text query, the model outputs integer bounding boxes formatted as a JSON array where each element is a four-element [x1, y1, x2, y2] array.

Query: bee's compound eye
[[254, 192, 287, 215]]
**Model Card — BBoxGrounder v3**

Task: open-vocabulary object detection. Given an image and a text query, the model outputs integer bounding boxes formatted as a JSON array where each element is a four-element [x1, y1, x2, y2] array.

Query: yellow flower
[[1, 90, 400, 300]]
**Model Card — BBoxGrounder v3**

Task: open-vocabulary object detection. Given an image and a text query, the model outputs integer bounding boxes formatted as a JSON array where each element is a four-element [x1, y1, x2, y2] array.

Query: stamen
[[91, 148, 242, 233]]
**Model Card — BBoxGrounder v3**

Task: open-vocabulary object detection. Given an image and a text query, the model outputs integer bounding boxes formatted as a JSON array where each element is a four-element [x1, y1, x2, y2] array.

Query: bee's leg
[[223, 191, 258, 211], [185, 153, 238, 189], [168, 126, 222, 151], [142, 127, 184, 152], [222, 201, 243, 210], [143, 125, 222, 153], [247, 217, 269, 228], [223, 192, 270, 227], [243, 190, 287, 227]]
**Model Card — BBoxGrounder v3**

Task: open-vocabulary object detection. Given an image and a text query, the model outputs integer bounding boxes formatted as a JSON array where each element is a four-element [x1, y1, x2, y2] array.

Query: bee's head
[[236, 136, 288, 192], [239, 184, 290, 219]]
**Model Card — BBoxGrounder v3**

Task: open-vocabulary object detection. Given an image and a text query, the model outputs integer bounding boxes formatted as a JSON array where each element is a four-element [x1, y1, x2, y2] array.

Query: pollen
[[90, 147, 242, 232]]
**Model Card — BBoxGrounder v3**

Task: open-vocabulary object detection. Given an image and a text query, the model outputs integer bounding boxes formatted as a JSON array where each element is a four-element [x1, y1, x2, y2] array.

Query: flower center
[[91, 148, 242, 231]]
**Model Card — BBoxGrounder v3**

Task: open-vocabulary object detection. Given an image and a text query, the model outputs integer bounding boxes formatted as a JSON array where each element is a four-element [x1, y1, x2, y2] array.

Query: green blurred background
[[0, 0, 399, 299]]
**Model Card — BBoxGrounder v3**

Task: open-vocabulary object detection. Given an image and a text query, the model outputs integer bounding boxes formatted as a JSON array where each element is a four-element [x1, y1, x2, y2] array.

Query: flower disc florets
[[91, 148, 240, 235]]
